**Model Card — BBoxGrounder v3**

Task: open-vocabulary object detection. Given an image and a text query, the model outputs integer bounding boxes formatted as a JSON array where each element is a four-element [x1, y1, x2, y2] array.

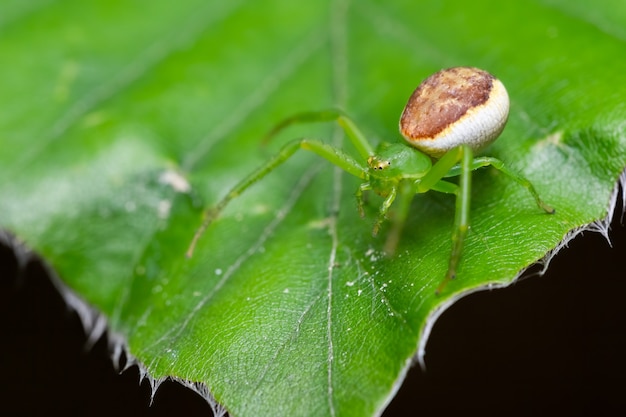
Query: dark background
[[2, 195, 625, 416]]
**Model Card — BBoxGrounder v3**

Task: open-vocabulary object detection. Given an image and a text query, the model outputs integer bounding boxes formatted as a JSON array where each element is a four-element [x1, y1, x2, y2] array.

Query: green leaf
[[2, 0, 625, 416]]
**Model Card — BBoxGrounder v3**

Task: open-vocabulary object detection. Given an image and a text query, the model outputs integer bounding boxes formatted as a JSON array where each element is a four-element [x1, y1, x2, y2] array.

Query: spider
[[187, 67, 554, 294]]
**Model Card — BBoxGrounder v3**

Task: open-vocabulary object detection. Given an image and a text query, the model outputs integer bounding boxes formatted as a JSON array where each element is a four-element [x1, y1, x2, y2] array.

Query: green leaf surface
[[2, 0, 626, 416]]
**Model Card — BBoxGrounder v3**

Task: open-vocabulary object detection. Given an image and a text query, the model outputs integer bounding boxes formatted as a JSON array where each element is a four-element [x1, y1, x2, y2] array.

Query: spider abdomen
[[399, 67, 509, 159]]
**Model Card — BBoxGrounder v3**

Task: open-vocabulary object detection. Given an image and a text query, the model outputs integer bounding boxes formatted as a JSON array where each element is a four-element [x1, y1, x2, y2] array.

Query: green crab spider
[[187, 67, 554, 294]]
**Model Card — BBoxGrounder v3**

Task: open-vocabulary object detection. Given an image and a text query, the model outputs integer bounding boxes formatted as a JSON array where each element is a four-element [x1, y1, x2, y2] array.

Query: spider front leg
[[356, 182, 371, 218], [383, 181, 415, 255], [372, 187, 398, 236], [186, 138, 367, 257]]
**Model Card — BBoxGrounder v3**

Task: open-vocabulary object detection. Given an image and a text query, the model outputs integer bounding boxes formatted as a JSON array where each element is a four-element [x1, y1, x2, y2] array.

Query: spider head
[[367, 155, 392, 171], [367, 143, 432, 179]]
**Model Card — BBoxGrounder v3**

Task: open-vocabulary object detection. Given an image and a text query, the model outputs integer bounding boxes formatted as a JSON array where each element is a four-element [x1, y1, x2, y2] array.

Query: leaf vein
[[144, 165, 320, 352]]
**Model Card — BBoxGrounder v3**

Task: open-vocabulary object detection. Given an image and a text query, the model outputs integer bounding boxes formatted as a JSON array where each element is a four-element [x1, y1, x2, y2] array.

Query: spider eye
[[367, 155, 391, 171], [368, 156, 392, 170]]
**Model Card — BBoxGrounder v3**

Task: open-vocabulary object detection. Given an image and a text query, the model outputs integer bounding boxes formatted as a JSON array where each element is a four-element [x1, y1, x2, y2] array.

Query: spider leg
[[414, 145, 473, 294], [443, 157, 554, 213], [383, 181, 415, 255], [263, 110, 375, 160], [472, 157, 554, 214], [186, 138, 368, 257], [439, 146, 473, 295], [356, 182, 372, 218], [417, 146, 555, 294], [371, 186, 399, 237]]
